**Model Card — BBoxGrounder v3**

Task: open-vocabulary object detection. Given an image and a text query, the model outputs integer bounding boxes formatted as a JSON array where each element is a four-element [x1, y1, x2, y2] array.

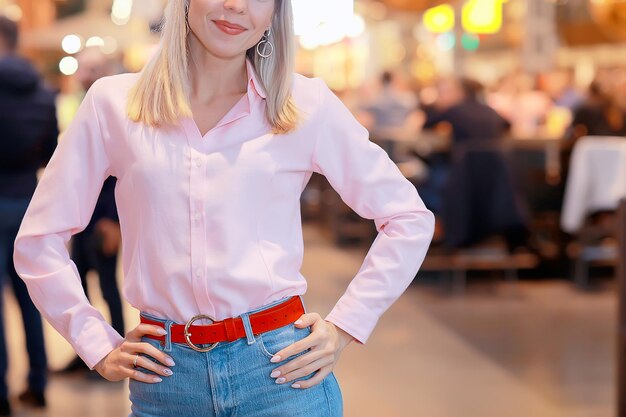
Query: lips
[[213, 20, 247, 35]]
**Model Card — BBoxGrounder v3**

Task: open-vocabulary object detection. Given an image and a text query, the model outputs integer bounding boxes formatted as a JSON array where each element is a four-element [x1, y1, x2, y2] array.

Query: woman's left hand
[[268, 312, 355, 389]]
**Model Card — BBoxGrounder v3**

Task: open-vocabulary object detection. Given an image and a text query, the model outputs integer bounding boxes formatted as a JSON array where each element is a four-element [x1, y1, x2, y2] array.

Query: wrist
[[325, 320, 355, 350]]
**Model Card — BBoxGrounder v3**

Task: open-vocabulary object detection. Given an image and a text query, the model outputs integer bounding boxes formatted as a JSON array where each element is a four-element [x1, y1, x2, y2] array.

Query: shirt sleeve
[[13, 80, 124, 370], [310, 79, 435, 344]]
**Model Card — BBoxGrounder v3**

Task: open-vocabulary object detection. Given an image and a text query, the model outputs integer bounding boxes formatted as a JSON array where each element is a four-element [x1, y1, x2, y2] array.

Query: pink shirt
[[13, 59, 434, 370]]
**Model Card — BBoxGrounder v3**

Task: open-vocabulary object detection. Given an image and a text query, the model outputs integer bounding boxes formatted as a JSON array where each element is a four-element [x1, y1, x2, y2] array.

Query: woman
[[13, 0, 434, 415]]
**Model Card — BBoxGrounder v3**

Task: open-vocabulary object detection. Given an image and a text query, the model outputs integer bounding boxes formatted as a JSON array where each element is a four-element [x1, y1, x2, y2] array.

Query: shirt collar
[[245, 58, 267, 100]]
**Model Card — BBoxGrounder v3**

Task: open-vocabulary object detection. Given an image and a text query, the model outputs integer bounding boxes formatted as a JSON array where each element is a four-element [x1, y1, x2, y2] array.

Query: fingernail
[[275, 377, 286, 384], [291, 383, 301, 389], [270, 370, 281, 378], [165, 358, 175, 367], [153, 377, 162, 382], [270, 355, 281, 363], [294, 319, 303, 325], [157, 328, 167, 335]]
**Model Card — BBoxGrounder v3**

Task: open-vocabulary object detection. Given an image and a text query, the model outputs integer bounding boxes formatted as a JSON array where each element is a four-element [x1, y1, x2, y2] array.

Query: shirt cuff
[[73, 319, 125, 370], [324, 298, 380, 345]]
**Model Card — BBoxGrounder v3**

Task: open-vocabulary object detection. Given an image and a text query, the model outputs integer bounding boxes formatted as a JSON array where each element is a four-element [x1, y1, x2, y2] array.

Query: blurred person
[[0, 15, 55, 416], [542, 68, 584, 111], [419, 78, 528, 250], [360, 71, 420, 162], [488, 73, 552, 137], [422, 77, 510, 144], [13, 1, 434, 416], [569, 81, 626, 141], [360, 72, 418, 137], [561, 81, 626, 182], [55, 47, 125, 375]]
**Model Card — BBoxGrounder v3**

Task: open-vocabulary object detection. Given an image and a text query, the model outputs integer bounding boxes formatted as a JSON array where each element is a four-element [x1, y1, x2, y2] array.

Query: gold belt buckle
[[184, 314, 220, 352]]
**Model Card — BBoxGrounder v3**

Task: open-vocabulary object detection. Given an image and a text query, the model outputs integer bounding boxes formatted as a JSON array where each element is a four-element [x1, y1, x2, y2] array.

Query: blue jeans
[[129, 296, 344, 416], [0, 197, 48, 398]]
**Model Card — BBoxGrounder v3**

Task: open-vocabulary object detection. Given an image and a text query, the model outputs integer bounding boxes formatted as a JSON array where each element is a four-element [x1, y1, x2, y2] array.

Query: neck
[[187, 35, 248, 104]]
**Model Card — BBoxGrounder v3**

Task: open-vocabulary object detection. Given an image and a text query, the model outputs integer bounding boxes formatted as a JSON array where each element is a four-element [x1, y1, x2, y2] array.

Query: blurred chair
[[510, 146, 565, 261], [561, 136, 626, 287], [442, 140, 530, 250], [421, 141, 538, 292]]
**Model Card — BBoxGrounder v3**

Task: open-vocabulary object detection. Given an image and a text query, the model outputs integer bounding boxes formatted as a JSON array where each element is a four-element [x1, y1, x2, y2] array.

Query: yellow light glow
[[423, 4, 454, 34], [462, 0, 506, 34]]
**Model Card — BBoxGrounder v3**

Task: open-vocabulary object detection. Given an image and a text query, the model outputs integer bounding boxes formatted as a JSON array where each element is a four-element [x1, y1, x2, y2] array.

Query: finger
[[270, 347, 327, 379], [130, 353, 173, 378], [293, 312, 321, 329], [126, 324, 167, 341], [290, 365, 334, 390], [126, 342, 176, 368], [122, 366, 164, 384], [275, 357, 334, 385], [270, 335, 318, 363]]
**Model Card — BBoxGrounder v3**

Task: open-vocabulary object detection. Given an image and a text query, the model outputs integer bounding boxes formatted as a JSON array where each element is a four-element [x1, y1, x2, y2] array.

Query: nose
[[223, 0, 247, 14]]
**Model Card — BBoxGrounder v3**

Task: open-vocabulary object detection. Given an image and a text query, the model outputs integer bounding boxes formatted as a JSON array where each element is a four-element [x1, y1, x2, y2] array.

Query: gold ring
[[184, 314, 220, 352], [133, 353, 139, 368]]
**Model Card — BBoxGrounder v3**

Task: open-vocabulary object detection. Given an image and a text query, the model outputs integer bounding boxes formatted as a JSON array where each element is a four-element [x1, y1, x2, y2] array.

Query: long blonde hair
[[127, 0, 298, 134]]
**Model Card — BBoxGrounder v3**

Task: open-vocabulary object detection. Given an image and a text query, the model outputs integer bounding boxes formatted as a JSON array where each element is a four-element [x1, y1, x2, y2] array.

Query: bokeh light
[[59, 56, 79, 75], [61, 34, 82, 54]]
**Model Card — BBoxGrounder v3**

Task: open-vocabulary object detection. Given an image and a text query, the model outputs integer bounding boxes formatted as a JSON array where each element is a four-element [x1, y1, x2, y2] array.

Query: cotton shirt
[[13, 59, 435, 370]]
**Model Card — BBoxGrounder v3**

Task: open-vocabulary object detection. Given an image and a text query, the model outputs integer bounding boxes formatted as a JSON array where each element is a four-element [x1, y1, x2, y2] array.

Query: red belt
[[141, 296, 304, 352]]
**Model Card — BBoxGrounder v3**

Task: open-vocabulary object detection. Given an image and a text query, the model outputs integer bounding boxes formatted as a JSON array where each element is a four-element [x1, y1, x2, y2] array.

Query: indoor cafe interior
[[1, 0, 626, 416]]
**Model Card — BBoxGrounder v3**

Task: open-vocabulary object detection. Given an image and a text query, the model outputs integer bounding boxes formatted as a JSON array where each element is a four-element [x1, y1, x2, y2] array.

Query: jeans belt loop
[[163, 320, 174, 353], [240, 312, 256, 346]]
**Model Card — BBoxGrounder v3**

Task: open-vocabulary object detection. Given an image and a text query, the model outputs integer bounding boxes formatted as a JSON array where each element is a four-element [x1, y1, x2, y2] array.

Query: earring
[[256, 27, 274, 58]]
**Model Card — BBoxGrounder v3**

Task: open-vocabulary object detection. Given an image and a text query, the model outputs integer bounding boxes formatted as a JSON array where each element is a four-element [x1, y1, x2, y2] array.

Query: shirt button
[[192, 211, 201, 221], [192, 157, 202, 167], [195, 267, 202, 277]]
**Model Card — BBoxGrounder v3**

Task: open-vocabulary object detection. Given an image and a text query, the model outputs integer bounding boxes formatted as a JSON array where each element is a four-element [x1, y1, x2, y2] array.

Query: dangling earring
[[256, 27, 274, 58]]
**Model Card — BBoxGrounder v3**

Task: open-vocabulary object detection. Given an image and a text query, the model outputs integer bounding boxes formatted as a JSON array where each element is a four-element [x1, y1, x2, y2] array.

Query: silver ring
[[132, 353, 139, 368]]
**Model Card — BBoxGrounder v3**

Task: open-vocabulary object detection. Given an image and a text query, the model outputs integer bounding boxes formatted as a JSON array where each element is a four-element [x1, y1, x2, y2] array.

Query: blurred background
[[2, 0, 626, 416]]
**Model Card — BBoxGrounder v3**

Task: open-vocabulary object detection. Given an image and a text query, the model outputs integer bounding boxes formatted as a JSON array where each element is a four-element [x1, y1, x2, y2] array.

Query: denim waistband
[[139, 295, 306, 352]]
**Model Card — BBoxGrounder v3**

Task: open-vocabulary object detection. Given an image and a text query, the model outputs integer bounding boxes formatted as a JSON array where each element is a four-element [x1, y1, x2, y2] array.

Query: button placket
[[188, 150, 214, 316]]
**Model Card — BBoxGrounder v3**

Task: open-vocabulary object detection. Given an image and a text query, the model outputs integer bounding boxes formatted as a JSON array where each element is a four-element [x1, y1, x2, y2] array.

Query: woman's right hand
[[93, 323, 175, 383]]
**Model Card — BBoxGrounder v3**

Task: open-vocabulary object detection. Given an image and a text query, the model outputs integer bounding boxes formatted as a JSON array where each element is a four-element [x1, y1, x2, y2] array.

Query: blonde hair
[[127, 0, 298, 134]]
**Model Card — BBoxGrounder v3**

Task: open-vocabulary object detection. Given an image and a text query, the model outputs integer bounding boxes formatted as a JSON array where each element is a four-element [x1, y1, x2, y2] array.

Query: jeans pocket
[[257, 324, 311, 361]]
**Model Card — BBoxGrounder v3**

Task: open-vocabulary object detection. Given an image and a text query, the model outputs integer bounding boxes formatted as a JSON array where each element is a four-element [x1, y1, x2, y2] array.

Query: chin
[[207, 47, 249, 60], [199, 38, 252, 60]]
